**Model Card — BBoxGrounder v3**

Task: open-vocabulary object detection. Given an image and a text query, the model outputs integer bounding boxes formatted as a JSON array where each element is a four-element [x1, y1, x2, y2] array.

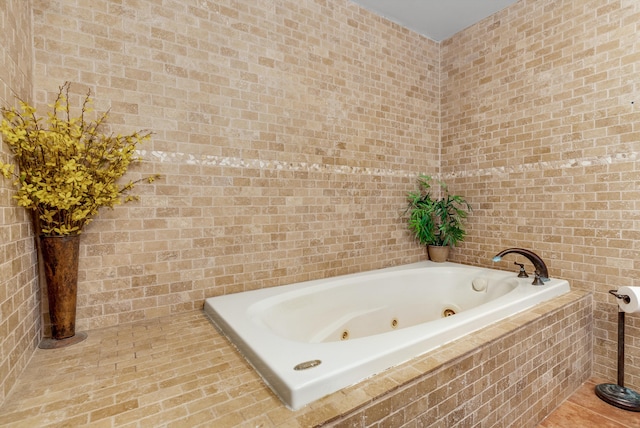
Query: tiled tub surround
[[2, 0, 639, 414], [205, 261, 571, 410], [0, 290, 591, 426]]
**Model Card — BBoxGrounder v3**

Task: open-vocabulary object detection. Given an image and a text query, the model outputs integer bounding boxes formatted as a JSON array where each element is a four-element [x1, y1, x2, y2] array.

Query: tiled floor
[[0, 307, 637, 427], [539, 378, 640, 428], [0, 311, 288, 427]]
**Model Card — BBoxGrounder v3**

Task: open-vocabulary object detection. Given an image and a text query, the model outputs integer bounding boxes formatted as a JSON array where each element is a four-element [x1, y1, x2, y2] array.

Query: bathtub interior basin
[[204, 261, 570, 410]]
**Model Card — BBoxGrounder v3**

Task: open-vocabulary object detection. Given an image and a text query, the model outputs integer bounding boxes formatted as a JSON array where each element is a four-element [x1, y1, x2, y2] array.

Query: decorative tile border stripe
[[445, 151, 639, 179], [141, 149, 639, 182], [142, 150, 418, 178]]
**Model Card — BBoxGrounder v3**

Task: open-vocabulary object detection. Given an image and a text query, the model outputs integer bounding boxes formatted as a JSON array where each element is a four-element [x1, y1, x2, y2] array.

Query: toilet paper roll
[[616, 286, 640, 313]]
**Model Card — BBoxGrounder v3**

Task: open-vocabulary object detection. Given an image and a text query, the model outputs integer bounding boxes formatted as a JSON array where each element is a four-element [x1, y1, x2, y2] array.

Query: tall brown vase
[[39, 234, 86, 347]]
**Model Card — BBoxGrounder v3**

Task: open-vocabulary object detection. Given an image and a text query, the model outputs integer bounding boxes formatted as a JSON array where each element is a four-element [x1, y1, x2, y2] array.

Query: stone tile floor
[[0, 311, 285, 427], [539, 378, 640, 428]]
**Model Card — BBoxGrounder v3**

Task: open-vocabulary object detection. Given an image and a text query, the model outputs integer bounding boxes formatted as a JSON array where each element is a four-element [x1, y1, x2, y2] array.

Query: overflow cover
[[294, 360, 322, 371]]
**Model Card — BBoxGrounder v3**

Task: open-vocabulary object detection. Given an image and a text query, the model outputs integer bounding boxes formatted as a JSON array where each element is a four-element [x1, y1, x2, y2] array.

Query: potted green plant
[[0, 82, 158, 347], [405, 175, 471, 262]]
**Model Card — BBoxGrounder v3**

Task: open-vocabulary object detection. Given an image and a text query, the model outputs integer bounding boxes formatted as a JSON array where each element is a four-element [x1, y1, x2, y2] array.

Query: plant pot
[[428, 245, 449, 263], [39, 234, 86, 347]]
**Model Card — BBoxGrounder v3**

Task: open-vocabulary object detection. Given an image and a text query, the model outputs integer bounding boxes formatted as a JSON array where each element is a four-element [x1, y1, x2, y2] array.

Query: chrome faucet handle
[[514, 262, 528, 278]]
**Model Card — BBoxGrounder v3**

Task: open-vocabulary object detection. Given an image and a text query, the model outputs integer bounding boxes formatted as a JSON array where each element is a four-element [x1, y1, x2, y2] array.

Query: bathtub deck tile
[[295, 403, 341, 427], [410, 354, 445, 374], [266, 406, 300, 426], [358, 374, 401, 399], [387, 365, 424, 385], [326, 390, 371, 415]]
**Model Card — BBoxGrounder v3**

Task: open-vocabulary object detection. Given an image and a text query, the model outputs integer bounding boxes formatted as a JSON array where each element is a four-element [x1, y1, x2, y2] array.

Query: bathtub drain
[[442, 308, 456, 317]]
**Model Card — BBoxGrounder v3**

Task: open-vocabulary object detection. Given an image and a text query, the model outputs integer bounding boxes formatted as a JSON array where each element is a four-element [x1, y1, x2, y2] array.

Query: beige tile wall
[[0, 0, 38, 405], [440, 0, 640, 392], [30, 1, 439, 328]]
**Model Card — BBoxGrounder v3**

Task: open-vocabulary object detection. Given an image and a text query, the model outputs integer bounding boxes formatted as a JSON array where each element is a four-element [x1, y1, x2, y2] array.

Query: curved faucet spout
[[492, 248, 549, 283]]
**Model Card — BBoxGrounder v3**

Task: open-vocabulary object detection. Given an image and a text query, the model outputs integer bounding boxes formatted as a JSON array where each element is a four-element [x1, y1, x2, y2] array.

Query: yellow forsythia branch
[[0, 82, 160, 235]]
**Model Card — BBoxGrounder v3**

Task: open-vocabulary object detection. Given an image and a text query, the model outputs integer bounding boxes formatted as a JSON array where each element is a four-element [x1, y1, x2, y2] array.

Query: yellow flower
[[0, 82, 160, 236], [0, 163, 14, 178]]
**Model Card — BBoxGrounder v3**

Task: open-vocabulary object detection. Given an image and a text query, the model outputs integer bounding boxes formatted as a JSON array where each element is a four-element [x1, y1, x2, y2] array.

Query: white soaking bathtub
[[204, 261, 570, 410]]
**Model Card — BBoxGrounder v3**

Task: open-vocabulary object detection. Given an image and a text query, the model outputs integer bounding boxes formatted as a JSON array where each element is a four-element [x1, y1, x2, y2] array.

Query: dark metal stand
[[595, 301, 640, 412]]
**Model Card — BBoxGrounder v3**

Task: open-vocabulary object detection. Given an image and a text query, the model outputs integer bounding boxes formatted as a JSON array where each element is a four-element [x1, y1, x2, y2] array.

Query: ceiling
[[350, 0, 520, 41]]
